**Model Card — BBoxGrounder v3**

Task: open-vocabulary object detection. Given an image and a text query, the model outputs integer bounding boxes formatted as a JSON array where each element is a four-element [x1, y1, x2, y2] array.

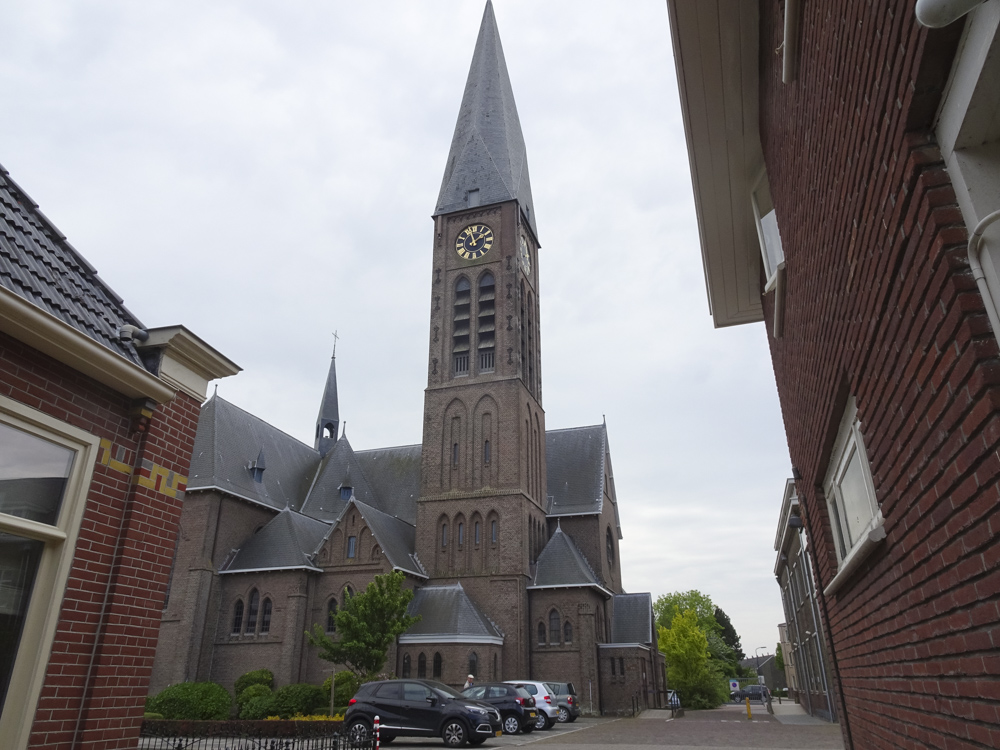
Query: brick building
[[0, 163, 237, 749], [151, 1, 664, 717], [668, 0, 1000, 747]]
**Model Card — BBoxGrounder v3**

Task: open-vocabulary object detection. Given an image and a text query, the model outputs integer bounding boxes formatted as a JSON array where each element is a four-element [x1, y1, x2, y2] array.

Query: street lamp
[[755, 647, 767, 679]]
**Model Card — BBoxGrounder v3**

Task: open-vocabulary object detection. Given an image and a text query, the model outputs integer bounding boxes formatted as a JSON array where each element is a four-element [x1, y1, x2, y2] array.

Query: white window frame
[[822, 397, 885, 596], [936, 1, 1000, 342], [0, 394, 98, 750], [750, 168, 786, 294]]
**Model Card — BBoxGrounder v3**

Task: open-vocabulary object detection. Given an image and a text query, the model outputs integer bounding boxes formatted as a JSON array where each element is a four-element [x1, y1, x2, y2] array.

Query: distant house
[[668, 0, 1000, 747], [0, 163, 237, 749]]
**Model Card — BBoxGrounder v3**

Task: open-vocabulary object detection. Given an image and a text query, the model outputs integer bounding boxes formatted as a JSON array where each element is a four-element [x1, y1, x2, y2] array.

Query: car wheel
[[347, 719, 371, 746], [534, 712, 551, 730], [557, 707, 569, 723], [441, 719, 469, 747], [502, 714, 521, 734]]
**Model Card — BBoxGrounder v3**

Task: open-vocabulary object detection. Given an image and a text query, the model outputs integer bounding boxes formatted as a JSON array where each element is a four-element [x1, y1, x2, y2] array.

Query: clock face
[[456, 224, 495, 260], [519, 235, 531, 275]]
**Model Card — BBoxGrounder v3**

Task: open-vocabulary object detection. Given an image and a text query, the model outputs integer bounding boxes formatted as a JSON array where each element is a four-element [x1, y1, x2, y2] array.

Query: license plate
[[495, 731, 503, 737], [528, 712, 536, 718]]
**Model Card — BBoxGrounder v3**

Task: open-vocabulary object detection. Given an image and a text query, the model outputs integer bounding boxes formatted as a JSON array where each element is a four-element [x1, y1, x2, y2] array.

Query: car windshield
[[425, 681, 466, 699]]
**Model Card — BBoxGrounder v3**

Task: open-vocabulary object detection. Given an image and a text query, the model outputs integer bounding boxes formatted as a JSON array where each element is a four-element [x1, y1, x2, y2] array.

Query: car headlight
[[465, 705, 488, 714]]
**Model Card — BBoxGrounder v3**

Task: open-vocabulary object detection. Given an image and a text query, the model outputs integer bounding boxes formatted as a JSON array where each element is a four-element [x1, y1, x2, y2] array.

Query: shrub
[[146, 682, 232, 720], [240, 694, 277, 720], [237, 683, 273, 710], [235, 669, 274, 697], [270, 684, 327, 719], [333, 672, 362, 706]]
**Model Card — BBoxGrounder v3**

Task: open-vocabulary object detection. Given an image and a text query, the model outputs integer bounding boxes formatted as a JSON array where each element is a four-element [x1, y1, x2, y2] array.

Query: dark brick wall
[[757, 2, 997, 748], [1, 332, 202, 750]]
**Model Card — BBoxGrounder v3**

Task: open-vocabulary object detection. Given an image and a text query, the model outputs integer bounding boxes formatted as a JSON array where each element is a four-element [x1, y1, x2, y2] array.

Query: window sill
[[822, 512, 886, 597]]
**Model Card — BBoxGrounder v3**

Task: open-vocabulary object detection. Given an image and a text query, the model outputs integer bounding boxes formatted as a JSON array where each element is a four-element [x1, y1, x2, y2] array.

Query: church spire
[[434, 0, 538, 239], [315, 347, 340, 457]]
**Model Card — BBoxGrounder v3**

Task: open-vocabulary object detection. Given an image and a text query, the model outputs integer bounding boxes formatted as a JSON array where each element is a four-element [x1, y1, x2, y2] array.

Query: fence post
[[374, 715, 380, 750]]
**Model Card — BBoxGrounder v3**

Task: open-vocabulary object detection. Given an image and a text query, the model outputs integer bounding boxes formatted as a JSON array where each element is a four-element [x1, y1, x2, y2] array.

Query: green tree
[[714, 607, 746, 661], [775, 643, 785, 672], [654, 591, 720, 634], [658, 610, 729, 709], [306, 571, 419, 677]]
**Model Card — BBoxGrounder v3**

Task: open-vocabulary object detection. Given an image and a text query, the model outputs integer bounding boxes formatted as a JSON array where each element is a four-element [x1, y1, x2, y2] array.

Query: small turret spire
[[315, 345, 340, 457], [434, 0, 538, 239]]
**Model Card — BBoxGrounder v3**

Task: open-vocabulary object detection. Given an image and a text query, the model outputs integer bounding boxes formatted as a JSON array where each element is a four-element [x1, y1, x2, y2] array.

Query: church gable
[[221, 508, 328, 573], [530, 525, 606, 593]]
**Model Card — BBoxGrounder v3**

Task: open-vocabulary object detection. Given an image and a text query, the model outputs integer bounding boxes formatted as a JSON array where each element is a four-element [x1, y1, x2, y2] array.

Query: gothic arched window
[[326, 599, 338, 633], [245, 589, 260, 633], [563, 620, 573, 644], [477, 273, 495, 372], [549, 609, 561, 644], [453, 278, 471, 376], [606, 527, 615, 565], [433, 652, 443, 679], [260, 598, 272, 634], [418, 653, 427, 678], [468, 651, 478, 677], [231, 600, 244, 635], [402, 654, 411, 678], [537, 622, 546, 645]]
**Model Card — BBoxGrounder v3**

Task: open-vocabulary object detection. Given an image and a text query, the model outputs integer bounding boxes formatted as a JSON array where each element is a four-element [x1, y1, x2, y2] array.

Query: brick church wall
[[756, 2, 1000, 747], [1, 331, 202, 750]]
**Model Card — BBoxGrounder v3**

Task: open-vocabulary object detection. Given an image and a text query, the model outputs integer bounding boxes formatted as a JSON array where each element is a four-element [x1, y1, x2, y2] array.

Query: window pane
[[0, 532, 45, 715], [0, 422, 74, 525], [839, 444, 873, 546], [759, 209, 784, 276]]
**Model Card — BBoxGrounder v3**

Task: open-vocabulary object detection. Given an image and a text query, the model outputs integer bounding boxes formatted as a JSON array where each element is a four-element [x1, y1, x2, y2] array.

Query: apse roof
[[530, 525, 606, 593], [0, 162, 145, 364], [401, 583, 504, 643], [610, 592, 654, 645], [221, 508, 328, 573], [434, 0, 538, 239]]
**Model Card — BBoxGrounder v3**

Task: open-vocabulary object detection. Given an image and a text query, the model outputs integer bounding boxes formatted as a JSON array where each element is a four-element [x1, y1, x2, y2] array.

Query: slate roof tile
[[610, 592, 654, 645], [546, 424, 606, 517], [222, 508, 329, 572], [402, 583, 503, 642], [530, 525, 603, 590]]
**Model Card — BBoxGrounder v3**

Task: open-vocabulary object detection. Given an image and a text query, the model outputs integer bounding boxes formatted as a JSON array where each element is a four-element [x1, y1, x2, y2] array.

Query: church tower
[[315, 349, 340, 457], [416, 0, 546, 678]]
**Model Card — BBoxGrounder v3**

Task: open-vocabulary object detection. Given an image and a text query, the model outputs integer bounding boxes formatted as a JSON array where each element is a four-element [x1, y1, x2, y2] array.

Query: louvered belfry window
[[477, 273, 495, 372], [453, 278, 471, 376]]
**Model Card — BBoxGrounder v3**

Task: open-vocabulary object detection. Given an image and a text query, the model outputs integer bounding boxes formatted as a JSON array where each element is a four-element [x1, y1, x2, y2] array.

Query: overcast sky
[[2, 1, 792, 660]]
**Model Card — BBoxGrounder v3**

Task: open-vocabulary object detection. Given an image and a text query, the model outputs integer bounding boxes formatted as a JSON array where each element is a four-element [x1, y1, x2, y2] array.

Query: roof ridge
[[213, 395, 316, 449]]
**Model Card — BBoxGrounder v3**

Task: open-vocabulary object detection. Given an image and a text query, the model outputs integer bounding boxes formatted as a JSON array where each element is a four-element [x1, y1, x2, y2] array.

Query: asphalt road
[[383, 705, 845, 750]]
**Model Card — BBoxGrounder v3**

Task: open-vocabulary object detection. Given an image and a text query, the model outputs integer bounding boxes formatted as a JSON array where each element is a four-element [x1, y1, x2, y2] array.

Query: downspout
[[967, 210, 1000, 339]]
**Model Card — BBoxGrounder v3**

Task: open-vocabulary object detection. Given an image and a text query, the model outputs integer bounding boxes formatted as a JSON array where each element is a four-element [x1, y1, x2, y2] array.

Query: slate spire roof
[[316, 350, 340, 457], [530, 524, 608, 594], [434, 0, 538, 240]]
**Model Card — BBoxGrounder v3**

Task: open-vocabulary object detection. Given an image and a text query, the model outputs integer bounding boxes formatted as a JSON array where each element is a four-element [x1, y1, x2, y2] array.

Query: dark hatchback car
[[345, 679, 502, 747], [461, 683, 537, 735], [732, 684, 771, 703], [543, 682, 580, 723]]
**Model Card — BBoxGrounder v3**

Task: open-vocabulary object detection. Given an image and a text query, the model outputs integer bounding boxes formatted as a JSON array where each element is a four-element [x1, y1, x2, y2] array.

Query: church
[[151, 2, 663, 716]]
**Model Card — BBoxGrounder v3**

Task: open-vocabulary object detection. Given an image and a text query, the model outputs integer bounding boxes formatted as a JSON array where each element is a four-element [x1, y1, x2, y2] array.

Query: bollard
[[745, 697, 752, 720], [374, 715, 380, 749]]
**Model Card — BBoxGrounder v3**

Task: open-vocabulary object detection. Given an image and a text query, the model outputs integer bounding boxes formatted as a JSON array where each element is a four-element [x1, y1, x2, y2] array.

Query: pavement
[[380, 702, 845, 750]]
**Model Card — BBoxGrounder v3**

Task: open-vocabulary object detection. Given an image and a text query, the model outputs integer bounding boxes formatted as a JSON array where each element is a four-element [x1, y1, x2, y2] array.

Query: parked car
[[543, 682, 580, 723], [461, 683, 537, 735], [731, 684, 770, 703], [504, 680, 558, 730], [666, 690, 681, 709], [345, 679, 502, 747]]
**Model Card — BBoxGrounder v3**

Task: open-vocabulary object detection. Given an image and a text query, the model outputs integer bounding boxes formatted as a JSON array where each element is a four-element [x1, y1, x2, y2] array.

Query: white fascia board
[[0, 286, 174, 402], [220, 565, 323, 575], [527, 583, 613, 597], [392, 565, 428, 580], [597, 643, 651, 652], [186, 485, 286, 513], [546, 510, 600, 519], [666, 0, 765, 328], [398, 634, 504, 645]]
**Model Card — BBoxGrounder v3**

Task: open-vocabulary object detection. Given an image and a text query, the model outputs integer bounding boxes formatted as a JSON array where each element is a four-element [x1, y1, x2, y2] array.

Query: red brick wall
[[757, 3, 998, 748], [1, 331, 201, 749]]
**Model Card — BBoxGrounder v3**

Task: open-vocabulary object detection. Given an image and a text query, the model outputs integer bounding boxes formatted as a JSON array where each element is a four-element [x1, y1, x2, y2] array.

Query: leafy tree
[[658, 610, 729, 709], [307, 571, 419, 677], [714, 607, 746, 660], [776, 643, 785, 672], [654, 591, 720, 634]]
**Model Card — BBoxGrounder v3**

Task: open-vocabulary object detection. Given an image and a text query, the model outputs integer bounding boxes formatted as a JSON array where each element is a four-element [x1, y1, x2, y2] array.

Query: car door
[[369, 681, 402, 729], [399, 681, 438, 733]]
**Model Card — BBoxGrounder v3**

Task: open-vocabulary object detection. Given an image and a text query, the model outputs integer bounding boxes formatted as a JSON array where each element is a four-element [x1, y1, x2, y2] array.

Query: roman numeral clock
[[456, 223, 495, 260]]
